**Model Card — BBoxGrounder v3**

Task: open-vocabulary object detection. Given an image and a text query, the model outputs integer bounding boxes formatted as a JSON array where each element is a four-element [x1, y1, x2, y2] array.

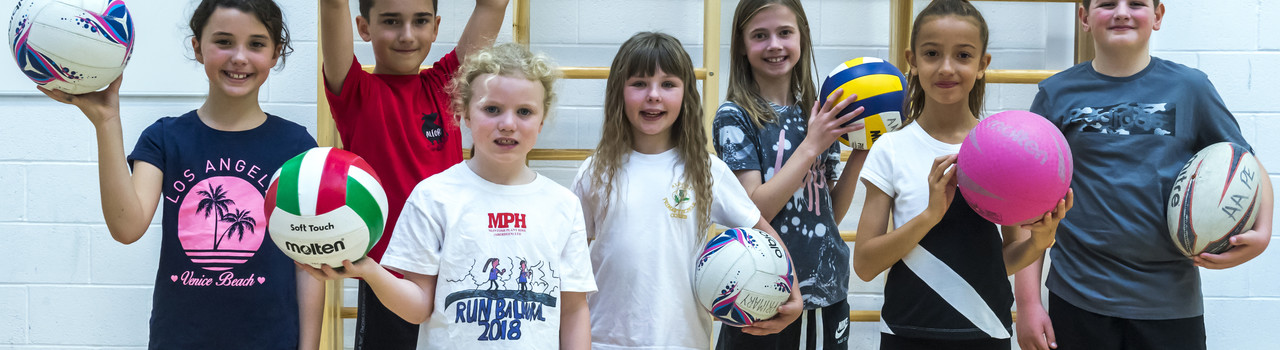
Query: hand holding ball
[[694, 228, 794, 327], [265, 148, 388, 268], [10, 0, 133, 94], [818, 57, 907, 150], [956, 111, 1073, 226]]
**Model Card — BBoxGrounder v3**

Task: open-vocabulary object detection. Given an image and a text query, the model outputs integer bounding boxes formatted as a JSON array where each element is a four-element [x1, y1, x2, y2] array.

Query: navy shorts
[[1048, 292, 1206, 350], [716, 299, 851, 350], [354, 280, 420, 349], [879, 332, 1009, 350]]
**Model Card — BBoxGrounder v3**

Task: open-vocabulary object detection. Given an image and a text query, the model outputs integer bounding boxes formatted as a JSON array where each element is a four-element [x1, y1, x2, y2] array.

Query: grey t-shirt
[[1032, 57, 1250, 319], [712, 101, 849, 309]]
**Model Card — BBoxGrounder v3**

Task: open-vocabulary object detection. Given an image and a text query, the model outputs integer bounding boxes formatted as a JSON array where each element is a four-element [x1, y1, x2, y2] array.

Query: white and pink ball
[[956, 111, 1072, 226]]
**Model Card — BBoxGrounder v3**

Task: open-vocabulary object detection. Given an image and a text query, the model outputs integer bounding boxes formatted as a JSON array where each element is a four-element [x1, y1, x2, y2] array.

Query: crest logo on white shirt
[[663, 182, 695, 219]]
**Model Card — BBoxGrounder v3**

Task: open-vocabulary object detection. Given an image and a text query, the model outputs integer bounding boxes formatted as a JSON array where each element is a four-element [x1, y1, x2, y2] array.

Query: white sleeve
[[380, 190, 443, 276], [559, 199, 597, 293], [859, 137, 897, 198], [710, 157, 761, 229], [570, 158, 600, 240]]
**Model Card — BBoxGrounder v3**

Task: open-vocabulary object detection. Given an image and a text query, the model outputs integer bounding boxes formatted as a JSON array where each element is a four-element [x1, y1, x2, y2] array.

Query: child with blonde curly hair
[[304, 43, 595, 350]]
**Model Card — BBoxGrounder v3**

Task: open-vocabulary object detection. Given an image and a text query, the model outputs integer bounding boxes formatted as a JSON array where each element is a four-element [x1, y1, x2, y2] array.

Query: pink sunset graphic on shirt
[[177, 176, 267, 271]]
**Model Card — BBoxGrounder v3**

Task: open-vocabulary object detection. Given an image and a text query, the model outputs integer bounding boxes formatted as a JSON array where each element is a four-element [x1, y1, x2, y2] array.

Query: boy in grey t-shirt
[[1014, 1, 1274, 350]]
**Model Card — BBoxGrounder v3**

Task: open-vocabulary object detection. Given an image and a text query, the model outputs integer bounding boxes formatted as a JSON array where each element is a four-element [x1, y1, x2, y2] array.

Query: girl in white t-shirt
[[571, 32, 802, 350], [305, 43, 596, 350], [852, 1, 1071, 349]]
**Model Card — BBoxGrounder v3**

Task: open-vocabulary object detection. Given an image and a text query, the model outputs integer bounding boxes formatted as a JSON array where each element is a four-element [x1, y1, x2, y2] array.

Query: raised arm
[[852, 155, 955, 281], [455, 0, 510, 62], [40, 77, 159, 244], [735, 94, 864, 221], [830, 149, 868, 223], [320, 0, 356, 93]]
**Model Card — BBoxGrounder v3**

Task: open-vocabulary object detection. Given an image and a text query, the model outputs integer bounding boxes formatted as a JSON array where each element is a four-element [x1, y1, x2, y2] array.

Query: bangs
[[616, 38, 694, 81]]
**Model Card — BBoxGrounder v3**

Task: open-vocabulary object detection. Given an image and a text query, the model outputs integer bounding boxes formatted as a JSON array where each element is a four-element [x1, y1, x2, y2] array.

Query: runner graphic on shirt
[[482, 258, 506, 290], [444, 257, 562, 342]]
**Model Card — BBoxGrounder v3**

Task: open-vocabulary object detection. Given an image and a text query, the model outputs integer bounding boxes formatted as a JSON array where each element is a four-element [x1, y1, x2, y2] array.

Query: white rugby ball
[[1167, 142, 1261, 256]]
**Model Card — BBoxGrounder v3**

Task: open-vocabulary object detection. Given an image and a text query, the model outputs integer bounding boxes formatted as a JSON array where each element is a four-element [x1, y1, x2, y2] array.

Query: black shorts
[[354, 280, 420, 349], [715, 299, 850, 350], [879, 332, 1009, 350], [1048, 292, 1206, 350]]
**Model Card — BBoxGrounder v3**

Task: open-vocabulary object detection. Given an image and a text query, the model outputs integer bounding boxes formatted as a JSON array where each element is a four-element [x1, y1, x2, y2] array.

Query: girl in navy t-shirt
[[39, 1, 321, 349]]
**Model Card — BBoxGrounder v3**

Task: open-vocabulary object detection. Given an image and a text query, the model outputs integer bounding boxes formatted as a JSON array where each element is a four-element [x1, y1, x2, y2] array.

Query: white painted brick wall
[[0, 0, 317, 348], [2, 0, 1277, 349], [0, 286, 27, 345], [26, 286, 152, 346]]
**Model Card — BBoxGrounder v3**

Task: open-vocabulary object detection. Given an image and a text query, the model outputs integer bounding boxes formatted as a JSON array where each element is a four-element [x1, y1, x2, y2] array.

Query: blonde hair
[[726, 0, 817, 129], [904, 0, 989, 125], [586, 32, 713, 236], [446, 43, 561, 125]]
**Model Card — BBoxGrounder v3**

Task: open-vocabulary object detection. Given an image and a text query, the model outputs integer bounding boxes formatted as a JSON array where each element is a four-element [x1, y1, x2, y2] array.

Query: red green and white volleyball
[[265, 147, 388, 268], [956, 111, 1072, 226]]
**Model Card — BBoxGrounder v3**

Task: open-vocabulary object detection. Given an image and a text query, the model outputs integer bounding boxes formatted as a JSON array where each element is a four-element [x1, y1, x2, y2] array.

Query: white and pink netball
[[265, 148, 388, 268], [9, 0, 134, 94], [956, 111, 1072, 226], [1167, 142, 1261, 256], [693, 228, 794, 327]]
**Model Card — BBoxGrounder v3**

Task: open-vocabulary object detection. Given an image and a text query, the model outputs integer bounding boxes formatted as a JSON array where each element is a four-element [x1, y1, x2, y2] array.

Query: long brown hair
[[725, 0, 817, 128], [586, 32, 713, 236], [904, 0, 990, 125]]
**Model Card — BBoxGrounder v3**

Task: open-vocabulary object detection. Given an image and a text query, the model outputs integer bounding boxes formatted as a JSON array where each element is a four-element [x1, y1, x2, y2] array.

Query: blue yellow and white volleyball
[[9, 0, 134, 94], [818, 57, 907, 150], [265, 148, 388, 268]]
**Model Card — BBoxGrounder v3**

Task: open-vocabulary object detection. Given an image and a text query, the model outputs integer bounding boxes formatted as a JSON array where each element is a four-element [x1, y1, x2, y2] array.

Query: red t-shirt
[[324, 52, 464, 264]]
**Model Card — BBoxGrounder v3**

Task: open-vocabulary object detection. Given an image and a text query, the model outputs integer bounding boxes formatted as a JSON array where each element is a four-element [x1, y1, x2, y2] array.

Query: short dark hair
[[1081, 0, 1160, 8], [189, 0, 293, 67], [359, 0, 439, 19]]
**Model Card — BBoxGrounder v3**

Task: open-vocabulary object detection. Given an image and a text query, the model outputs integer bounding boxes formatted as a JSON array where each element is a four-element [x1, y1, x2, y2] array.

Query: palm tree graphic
[[195, 183, 235, 250], [217, 208, 257, 249]]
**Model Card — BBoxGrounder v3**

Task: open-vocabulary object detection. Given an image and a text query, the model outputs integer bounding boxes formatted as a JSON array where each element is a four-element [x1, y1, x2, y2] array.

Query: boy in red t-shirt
[[319, 0, 509, 348]]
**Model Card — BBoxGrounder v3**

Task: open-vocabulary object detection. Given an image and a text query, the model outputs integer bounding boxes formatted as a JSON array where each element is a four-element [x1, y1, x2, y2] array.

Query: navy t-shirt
[[128, 111, 316, 349], [1032, 57, 1250, 319]]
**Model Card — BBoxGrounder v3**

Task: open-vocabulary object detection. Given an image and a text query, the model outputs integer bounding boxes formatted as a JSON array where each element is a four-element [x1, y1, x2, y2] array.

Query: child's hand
[[37, 75, 123, 126], [924, 154, 959, 221], [1020, 189, 1074, 249], [1193, 228, 1270, 269], [741, 284, 803, 336], [806, 88, 866, 150], [1015, 303, 1057, 350], [296, 258, 381, 281]]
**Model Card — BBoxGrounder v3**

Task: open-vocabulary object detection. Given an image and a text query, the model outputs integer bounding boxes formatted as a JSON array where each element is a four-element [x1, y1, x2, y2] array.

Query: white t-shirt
[[382, 163, 597, 350], [860, 121, 962, 229], [572, 149, 761, 350]]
